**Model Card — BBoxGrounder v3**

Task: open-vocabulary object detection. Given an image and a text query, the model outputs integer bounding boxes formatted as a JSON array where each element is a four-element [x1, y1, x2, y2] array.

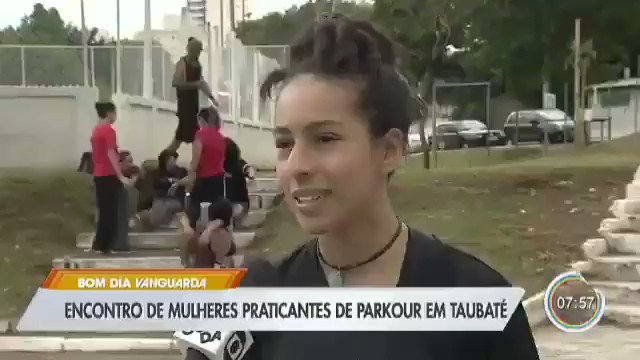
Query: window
[[599, 88, 631, 108], [437, 125, 458, 134]]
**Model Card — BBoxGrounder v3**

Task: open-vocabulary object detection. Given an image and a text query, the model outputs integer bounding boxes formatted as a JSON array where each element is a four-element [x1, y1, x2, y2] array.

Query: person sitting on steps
[[178, 197, 237, 268], [135, 149, 189, 231]]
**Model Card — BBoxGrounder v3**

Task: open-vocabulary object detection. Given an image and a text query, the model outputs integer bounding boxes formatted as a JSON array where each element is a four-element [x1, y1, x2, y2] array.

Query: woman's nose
[[284, 144, 314, 178]]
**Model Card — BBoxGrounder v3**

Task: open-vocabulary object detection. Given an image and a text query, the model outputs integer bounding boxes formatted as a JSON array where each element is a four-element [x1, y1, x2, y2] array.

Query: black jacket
[[185, 229, 540, 360]]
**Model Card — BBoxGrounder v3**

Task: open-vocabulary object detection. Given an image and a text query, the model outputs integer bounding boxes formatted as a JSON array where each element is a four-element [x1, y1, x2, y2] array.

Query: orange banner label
[[41, 269, 247, 291]]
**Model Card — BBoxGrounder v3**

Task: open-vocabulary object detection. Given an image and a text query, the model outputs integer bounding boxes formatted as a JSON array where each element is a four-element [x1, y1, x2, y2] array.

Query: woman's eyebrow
[[274, 120, 343, 135]]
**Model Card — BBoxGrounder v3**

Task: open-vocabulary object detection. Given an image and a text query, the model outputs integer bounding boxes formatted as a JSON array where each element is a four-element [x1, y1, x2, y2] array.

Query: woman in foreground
[[187, 15, 539, 360]]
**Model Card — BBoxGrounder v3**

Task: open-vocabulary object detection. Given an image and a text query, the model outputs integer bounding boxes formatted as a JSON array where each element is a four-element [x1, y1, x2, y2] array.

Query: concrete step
[[155, 209, 268, 231], [52, 252, 247, 269], [610, 199, 640, 219], [587, 254, 640, 282], [248, 177, 280, 193], [582, 238, 608, 258], [234, 209, 271, 230], [249, 191, 283, 210], [626, 181, 640, 199], [52, 250, 184, 269], [76, 231, 256, 250], [603, 304, 640, 326], [600, 217, 640, 233], [599, 230, 640, 254], [590, 281, 640, 305]]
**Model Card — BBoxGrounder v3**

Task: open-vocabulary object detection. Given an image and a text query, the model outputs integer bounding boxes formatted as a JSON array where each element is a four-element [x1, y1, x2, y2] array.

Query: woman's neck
[[317, 198, 401, 268], [98, 118, 110, 125]]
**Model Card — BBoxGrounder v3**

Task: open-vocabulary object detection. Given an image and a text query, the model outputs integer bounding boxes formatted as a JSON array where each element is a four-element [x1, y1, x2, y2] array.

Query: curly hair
[[259, 15, 412, 138]]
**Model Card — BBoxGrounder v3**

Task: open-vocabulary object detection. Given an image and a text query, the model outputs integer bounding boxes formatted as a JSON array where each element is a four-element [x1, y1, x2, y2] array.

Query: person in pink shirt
[[90, 102, 134, 254]]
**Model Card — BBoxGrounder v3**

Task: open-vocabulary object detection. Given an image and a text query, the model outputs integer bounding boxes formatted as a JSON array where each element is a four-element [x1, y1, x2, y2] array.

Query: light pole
[[143, 0, 153, 99], [80, 0, 89, 86], [116, 0, 122, 94], [574, 18, 584, 147]]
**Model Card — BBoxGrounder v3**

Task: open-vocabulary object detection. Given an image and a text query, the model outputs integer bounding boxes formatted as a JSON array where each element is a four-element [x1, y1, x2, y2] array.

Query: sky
[[0, 0, 310, 39]]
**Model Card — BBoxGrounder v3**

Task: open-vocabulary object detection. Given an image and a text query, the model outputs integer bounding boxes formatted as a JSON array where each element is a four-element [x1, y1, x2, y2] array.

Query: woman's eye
[[275, 140, 294, 149], [317, 133, 339, 143]]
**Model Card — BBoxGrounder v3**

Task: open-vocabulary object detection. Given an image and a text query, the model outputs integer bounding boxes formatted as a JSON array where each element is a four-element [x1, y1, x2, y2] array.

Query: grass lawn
[[1, 136, 639, 319], [254, 137, 640, 297], [0, 170, 95, 319]]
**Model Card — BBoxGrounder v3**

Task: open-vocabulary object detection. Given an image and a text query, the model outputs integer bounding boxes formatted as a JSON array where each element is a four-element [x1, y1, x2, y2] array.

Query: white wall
[[589, 88, 640, 140], [0, 86, 99, 168], [112, 94, 276, 169]]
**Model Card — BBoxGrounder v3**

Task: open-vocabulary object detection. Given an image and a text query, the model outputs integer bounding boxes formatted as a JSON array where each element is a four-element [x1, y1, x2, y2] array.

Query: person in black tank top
[[168, 37, 218, 152]]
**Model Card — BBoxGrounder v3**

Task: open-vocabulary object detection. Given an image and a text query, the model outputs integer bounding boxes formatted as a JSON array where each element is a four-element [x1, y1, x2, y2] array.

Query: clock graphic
[[543, 271, 606, 332]]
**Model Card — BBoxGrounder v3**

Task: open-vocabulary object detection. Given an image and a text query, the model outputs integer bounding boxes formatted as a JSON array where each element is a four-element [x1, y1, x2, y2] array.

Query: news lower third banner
[[17, 269, 525, 332]]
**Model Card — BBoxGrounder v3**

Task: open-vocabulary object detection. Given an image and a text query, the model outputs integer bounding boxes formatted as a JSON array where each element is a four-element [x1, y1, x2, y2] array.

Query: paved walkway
[[0, 352, 180, 360], [536, 325, 640, 359], [2, 325, 639, 359]]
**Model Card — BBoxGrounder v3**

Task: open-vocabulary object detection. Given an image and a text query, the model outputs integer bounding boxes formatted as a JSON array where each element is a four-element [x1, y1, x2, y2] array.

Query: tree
[[236, 0, 373, 63], [0, 4, 87, 86], [372, 0, 485, 168]]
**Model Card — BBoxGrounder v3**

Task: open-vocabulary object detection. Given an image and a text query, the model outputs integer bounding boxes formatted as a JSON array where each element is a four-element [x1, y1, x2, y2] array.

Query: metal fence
[[0, 44, 175, 101], [0, 43, 289, 125]]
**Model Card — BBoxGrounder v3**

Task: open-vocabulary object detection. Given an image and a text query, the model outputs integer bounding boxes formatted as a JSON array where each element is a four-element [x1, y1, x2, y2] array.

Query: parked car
[[454, 120, 490, 147], [430, 121, 489, 149], [504, 109, 575, 144]]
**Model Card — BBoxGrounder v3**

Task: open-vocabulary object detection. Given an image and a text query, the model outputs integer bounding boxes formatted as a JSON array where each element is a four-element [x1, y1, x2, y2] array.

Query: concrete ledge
[[582, 238, 608, 258], [52, 254, 249, 269], [605, 304, 640, 326], [590, 281, 640, 305], [236, 209, 271, 230], [52, 255, 184, 269], [0, 336, 177, 352], [249, 178, 280, 193], [600, 230, 640, 254], [249, 192, 283, 210], [76, 231, 255, 251], [0, 336, 66, 352], [0, 319, 13, 334], [76, 232, 178, 250], [62, 338, 176, 352], [523, 291, 548, 329]]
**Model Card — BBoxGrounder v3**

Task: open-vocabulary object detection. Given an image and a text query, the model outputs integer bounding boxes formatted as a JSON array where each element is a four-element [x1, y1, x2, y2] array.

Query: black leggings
[[188, 174, 225, 229], [93, 176, 122, 252]]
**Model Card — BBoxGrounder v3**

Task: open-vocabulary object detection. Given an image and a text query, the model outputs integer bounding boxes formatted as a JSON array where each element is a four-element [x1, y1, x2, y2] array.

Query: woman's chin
[[295, 214, 332, 235]]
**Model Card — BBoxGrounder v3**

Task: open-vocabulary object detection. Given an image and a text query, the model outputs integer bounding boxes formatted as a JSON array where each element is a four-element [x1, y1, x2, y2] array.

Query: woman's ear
[[380, 128, 406, 176]]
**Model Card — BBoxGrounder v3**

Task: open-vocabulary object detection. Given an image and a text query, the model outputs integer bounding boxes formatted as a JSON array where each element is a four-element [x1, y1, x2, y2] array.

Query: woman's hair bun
[[291, 15, 394, 78], [261, 14, 396, 100]]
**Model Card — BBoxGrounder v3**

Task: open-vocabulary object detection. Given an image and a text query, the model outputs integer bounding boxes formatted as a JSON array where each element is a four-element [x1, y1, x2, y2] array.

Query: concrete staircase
[[571, 165, 640, 325], [52, 176, 282, 269]]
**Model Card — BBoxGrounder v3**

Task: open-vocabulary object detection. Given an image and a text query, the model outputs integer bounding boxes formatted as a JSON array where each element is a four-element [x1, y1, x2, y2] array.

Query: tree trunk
[[418, 112, 430, 169]]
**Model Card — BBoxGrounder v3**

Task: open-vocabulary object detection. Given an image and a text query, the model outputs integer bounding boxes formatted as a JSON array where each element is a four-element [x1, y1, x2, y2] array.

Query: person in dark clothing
[[223, 137, 250, 221], [135, 149, 188, 230], [167, 37, 218, 153], [184, 14, 539, 360]]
